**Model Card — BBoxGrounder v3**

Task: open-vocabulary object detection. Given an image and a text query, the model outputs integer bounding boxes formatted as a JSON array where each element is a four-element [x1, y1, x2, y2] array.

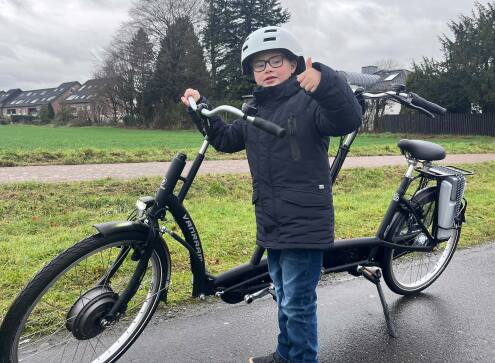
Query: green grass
[[1, 162, 494, 321], [1, 125, 494, 166]]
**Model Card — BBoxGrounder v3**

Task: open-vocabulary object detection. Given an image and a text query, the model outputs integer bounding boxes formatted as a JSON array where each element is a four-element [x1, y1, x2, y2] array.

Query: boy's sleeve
[[187, 98, 245, 153], [309, 62, 362, 136]]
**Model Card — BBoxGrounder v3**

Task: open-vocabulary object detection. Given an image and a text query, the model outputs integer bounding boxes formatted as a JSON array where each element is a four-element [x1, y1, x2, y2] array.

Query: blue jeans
[[267, 248, 324, 363]]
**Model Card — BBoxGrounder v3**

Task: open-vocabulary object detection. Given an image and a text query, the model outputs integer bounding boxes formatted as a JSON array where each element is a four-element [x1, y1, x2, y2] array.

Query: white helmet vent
[[263, 37, 276, 42]]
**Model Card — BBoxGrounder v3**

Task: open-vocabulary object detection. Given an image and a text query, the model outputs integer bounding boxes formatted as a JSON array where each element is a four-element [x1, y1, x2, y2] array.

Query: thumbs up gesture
[[296, 57, 321, 93]]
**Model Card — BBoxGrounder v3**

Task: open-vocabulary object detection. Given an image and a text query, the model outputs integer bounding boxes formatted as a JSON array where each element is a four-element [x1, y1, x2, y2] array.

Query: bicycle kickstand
[[357, 266, 398, 338]]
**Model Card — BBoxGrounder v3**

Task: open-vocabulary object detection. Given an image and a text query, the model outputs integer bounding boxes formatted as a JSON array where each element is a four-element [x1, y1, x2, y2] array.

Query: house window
[[28, 108, 38, 116], [7, 109, 16, 115], [384, 73, 399, 81]]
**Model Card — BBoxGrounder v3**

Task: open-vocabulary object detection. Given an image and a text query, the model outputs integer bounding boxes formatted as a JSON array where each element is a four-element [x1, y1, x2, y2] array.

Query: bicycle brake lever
[[389, 93, 436, 118]]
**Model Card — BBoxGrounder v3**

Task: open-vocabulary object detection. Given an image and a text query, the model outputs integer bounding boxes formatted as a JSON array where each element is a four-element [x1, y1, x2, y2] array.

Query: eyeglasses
[[251, 55, 284, 72]]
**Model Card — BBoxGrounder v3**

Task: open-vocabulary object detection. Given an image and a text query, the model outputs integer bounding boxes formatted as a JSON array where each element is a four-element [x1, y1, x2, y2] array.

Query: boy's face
[[251, 50, 297, 87]]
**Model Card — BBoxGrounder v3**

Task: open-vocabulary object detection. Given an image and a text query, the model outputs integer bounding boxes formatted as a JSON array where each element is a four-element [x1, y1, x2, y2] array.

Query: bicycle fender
[[92, 220, 172, 303], [93, 221, 150, 236]]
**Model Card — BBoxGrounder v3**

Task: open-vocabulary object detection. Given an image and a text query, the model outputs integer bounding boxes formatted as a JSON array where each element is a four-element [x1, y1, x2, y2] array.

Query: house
[[0, 89, 22, 117], [64, 79, 117, 122], [1, 82, 80, 118], [338, 65, 411, 114]]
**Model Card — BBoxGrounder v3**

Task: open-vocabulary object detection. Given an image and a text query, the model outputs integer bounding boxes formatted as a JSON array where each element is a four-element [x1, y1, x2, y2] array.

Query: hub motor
[[66, 286, 119, 340]]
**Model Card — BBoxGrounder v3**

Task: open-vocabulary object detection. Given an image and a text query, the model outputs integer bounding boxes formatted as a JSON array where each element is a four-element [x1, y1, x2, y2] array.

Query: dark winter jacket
[[192, 63, 362, 249]]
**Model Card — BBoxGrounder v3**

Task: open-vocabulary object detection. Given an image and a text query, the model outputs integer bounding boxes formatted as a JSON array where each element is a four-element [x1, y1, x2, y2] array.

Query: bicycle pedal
[[244, 284, 274, 304]]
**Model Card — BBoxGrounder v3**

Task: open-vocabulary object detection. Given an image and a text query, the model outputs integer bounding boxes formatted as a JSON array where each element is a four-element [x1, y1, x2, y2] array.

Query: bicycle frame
[[106, 89, 468, 306], [127, 130, 449, 303]]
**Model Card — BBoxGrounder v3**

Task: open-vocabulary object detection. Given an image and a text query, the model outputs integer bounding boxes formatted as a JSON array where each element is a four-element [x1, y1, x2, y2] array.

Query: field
[[1, 125, 495, 166], [1, 162, 494, 320]]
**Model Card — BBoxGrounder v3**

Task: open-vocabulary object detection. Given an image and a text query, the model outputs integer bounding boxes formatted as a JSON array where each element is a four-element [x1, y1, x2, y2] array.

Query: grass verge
[[1, 125, 494, 166], [1, 162, 494, 321]]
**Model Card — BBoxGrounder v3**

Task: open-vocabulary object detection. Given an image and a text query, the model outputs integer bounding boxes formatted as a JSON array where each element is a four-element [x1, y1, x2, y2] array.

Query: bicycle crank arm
[[244, 283, 275, 304]]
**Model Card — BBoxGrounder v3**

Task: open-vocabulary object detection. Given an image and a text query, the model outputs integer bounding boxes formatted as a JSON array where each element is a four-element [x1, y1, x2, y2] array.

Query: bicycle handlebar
[[409, 92, 446, 115], [360, 90, 446, 118], [188, 97, 287, 138]]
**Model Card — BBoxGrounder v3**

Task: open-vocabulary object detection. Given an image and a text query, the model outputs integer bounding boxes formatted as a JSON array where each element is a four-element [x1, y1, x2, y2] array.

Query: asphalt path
[[1, 153, 495, 183], [118, 243, 495, 362]]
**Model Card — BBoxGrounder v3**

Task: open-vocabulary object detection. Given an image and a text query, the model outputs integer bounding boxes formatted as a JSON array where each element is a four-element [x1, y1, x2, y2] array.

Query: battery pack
[[437, 175, 465, 241]]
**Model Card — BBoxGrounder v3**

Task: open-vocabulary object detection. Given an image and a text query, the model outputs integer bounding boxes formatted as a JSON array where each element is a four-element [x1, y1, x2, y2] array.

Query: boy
[[182, 26, 361, 363]]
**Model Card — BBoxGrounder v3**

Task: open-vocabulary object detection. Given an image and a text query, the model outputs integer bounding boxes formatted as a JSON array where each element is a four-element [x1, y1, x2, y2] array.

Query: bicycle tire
[[0, 231, 170, 363], [381, 187, 460, 295]]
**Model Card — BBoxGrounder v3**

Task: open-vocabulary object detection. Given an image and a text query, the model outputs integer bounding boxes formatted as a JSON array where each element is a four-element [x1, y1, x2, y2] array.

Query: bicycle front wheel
[[381, 187, 460, 295], [0, 232, 170, 363]]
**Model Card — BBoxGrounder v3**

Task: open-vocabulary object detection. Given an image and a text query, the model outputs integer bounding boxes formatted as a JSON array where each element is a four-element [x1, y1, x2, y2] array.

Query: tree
[[203, 0, 290, 99], [363, 59, 402, 131], [147, 16, 211, 127], [129, 0, 204, 45], [407, 1, 495, 113], [96, 26, 155, 125], [128, 27, 155, 122], [407, 57, 471, 113], [55, 102, 72, 125], [38, 103, 55, 123], [201, 0, 231, 98]]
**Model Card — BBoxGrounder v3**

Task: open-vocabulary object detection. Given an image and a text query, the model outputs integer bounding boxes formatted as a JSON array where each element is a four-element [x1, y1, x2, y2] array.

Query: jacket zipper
[[288, 113, 301, 161]]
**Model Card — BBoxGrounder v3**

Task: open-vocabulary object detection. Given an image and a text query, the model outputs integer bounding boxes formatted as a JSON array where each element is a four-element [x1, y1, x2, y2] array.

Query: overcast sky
[[0, 0, 490, 91]]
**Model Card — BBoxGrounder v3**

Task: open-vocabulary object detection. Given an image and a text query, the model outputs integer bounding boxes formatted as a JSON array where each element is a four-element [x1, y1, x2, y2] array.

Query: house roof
[[338, 71, 381, 89], [4, 82, 80, 108], [368, 69, 410, 92], [64, 79, 106, 104], [0, 89, 22, 107], [338, 68, 410, 92]]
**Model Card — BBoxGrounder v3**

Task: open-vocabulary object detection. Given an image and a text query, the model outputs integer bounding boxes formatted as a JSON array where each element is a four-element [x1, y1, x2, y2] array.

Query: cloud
[[0, 0, 132, 90], [280, 0, 490, 72], [0, 0, 491, 91]]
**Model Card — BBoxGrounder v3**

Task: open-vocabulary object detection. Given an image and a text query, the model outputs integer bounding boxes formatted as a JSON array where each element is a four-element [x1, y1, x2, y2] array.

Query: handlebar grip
[[252, 117, 287, 138], [410, 93, 447, 115]]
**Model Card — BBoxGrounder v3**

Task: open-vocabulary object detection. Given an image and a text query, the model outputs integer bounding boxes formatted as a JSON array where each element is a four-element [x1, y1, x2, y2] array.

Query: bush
[[10, 115, 35, 123], [121, 114, 144, 127], [0, 118, 8, 125]]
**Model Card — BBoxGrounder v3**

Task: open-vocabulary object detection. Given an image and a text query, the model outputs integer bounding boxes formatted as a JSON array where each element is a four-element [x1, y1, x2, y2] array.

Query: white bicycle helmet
[[241, 26, 305, 76]]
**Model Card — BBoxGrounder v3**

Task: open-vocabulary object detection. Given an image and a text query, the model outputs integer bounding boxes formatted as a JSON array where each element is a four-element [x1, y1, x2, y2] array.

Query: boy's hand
[[297, 57, 321, 93], [181, 88, 201, 107]]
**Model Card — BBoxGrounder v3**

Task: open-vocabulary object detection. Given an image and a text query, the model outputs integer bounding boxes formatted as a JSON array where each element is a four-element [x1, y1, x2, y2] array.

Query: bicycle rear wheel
[[0, 232, 170, 363], [381, 187, 460, 295]]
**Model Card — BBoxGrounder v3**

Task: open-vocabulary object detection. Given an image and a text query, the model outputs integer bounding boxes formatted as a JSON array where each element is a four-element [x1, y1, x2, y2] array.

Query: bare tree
[[129, 0, 205, 44], [363, 58, 403, 131], [375, 58, 402, 72]]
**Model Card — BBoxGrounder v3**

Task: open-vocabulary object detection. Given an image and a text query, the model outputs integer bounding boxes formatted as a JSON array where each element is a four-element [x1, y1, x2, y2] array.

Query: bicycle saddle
[[397, 139, 446, 161]]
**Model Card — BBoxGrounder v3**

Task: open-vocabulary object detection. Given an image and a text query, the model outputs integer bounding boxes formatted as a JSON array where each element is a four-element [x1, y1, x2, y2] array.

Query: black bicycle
[[0, 86, 472, 362]]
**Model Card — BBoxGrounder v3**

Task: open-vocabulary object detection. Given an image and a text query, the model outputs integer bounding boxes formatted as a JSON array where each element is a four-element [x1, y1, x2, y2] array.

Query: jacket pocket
[[288, 113, 301, 161], [279, 189, 330, 207]]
